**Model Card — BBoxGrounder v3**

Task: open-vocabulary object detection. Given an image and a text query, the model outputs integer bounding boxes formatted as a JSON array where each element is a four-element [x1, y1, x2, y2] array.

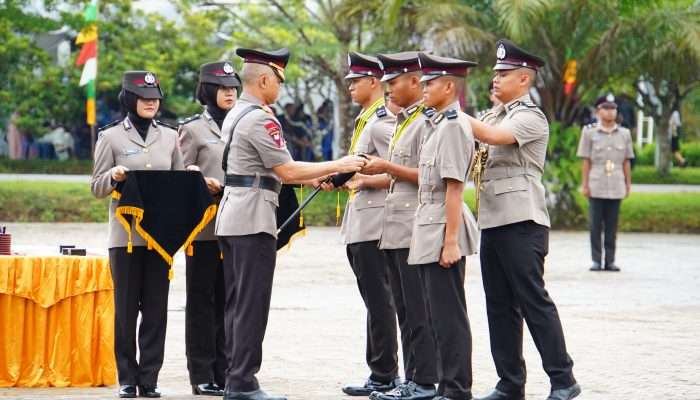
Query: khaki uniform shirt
[[340, 105, 394, 244], [576, 123, 634, 199], [91, 117, 184, 249], [178, 110, 227, 241], [478, 94, 551, 229], [215, 93, 292, 238], [407, 103, 479, 265], [378, 102, 434, 250]]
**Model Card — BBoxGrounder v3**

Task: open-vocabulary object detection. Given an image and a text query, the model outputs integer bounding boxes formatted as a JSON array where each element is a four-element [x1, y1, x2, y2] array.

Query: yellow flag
[[76, 25, 98, 44]]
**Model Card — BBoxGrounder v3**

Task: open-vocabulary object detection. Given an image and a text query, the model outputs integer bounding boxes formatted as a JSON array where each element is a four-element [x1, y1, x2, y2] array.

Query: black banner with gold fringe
[[112, 170, 217, 279]]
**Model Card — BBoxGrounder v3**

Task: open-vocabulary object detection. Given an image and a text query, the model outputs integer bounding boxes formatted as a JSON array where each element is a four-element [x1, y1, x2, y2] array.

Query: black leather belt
[[224, 174, 282, 194]]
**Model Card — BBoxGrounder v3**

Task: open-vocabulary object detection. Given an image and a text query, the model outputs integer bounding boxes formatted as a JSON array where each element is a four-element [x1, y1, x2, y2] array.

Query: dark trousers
[[480, 221, 576, 394], [588, 198, 622, 266], [417, 259, 472, 400], [384, 248, 438, 385], [185, 240, 226, 386], [109, 247, 170, 386], [347, 241, 399, 382], [219, 233, 277, 392]]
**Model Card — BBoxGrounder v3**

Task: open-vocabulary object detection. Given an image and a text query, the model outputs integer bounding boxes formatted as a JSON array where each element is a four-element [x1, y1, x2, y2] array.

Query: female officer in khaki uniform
[[178, 61, 241, 396], [577, 93, 634, 272], [91, 71, 184, 399]]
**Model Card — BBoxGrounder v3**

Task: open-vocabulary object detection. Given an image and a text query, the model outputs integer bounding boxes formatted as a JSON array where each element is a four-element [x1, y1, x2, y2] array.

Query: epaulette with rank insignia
[[434, 113, 445, 124], [97, 119, 121, 132], [445, 109, 458, 120], [179, 114, 200, 126], [156, 120, 177, 131], [406, 105, 419, 115], [422, 107, 436, 118], [376, 105, 388, 118]]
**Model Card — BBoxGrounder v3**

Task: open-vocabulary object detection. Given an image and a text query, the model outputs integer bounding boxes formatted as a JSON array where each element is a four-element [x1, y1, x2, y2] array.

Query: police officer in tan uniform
[[577, 94, 634, 272], [466, 40, 580, 400], [323, 52, 403, 398], [362, 51, 440, 400], [179, 61, 241, 396], [404, 52, 478, 400], [91, 71, 184, 399], [216, 48, 366, 400]]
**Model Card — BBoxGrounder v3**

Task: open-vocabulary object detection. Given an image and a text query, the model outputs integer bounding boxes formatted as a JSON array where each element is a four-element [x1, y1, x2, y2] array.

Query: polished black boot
[[370, 380, 437, 400], [223, 389, 287, 400], [342, 377, 401, 396], [476, 388, 524, 400], [193, 382, 225, 396], [118, 385, 137, 398], [546, 384, 581, 400], [138, 386, 161, 398]]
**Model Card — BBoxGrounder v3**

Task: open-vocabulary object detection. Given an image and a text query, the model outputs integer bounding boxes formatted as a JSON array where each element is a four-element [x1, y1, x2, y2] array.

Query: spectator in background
[[7, 112, 24, 160], [317, 99, 334, 160], [669, 106, 687, 167]]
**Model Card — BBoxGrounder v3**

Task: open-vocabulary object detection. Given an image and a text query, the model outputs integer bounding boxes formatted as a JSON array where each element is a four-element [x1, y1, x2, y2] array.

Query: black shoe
[[476, 388, 524, 400], [589, 262, 602, 271], [604, 264, 621, 272], [223, 389, 287, 400], [371, 381, 437, 400], [138, 386, 161, 398], [118, 385, 137, 398], [547, 384, 581, 400], [342, 377, 400, 396], [193, 382, 225, 396]]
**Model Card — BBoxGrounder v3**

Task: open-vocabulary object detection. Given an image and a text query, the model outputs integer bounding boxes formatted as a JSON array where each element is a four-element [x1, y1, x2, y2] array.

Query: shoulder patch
[[422, 107, 436, 118], [376, 105, 388, 118], [445, 110, 458, 120], [156, 120, 177, 131], [179, 114, 200, 126], [98, 119, 121, 132], [264, 120, 284, 148]]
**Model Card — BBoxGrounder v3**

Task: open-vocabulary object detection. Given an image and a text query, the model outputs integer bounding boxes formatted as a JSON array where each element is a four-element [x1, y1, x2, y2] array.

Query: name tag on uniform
[[122, 148, 141, 156], [206, 139, 221, 144]]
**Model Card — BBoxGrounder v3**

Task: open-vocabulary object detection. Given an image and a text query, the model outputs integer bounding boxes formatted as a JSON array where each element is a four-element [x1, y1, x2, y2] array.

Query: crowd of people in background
[[0, 92, 691, 166]]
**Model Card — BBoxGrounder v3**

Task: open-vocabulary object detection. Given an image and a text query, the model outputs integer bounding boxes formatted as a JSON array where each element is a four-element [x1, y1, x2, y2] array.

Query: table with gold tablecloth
[[0, 256, 116, 387]]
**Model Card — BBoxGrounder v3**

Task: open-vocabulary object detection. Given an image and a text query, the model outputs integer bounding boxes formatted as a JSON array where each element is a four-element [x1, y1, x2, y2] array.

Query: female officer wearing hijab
[[91, 70, 184, 398], [178, 61, 241, 396]]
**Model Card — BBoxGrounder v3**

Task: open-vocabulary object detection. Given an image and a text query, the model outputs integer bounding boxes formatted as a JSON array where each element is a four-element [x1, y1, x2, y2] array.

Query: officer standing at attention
[[577, 93, 633, 272], [324, 52, 402, 398], [405, 52, 479, 400], [178, 61, 242, 396], [216, 47, 367, 400], [91, 71, 184, 399], [464, 40, 581, 400], [362, 51, 440, 400]]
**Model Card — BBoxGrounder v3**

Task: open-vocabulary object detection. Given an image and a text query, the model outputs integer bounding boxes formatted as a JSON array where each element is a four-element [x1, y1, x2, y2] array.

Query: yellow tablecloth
[[0, 255, 116, 387]]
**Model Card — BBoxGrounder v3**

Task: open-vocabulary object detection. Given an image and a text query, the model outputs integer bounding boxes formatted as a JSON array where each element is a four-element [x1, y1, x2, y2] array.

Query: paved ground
[[2, 174, 700, 192], [1, 224, 699, 399]]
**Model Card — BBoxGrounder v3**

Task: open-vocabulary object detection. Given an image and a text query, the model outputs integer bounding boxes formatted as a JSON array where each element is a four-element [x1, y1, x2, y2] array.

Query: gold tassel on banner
[[336, 192, 341, 225], [168, 268, 174, 280], [127, 241, 132, 253], [220, 252, 224, 260], [187, 245, 194, 256], [299, 184, 304, 227]]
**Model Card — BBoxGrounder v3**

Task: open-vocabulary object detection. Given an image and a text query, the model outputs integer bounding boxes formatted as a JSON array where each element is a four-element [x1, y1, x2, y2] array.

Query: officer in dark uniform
[[466, 40, 581, 400], [216, 48, 366, 400], [91, 71, 184, 398], [179, 61, 242, 396], [577, 94, 634, 272]]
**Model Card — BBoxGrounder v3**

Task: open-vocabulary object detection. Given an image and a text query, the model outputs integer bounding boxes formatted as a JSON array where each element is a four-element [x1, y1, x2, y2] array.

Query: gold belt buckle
[[605, 160, 614, 176]]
